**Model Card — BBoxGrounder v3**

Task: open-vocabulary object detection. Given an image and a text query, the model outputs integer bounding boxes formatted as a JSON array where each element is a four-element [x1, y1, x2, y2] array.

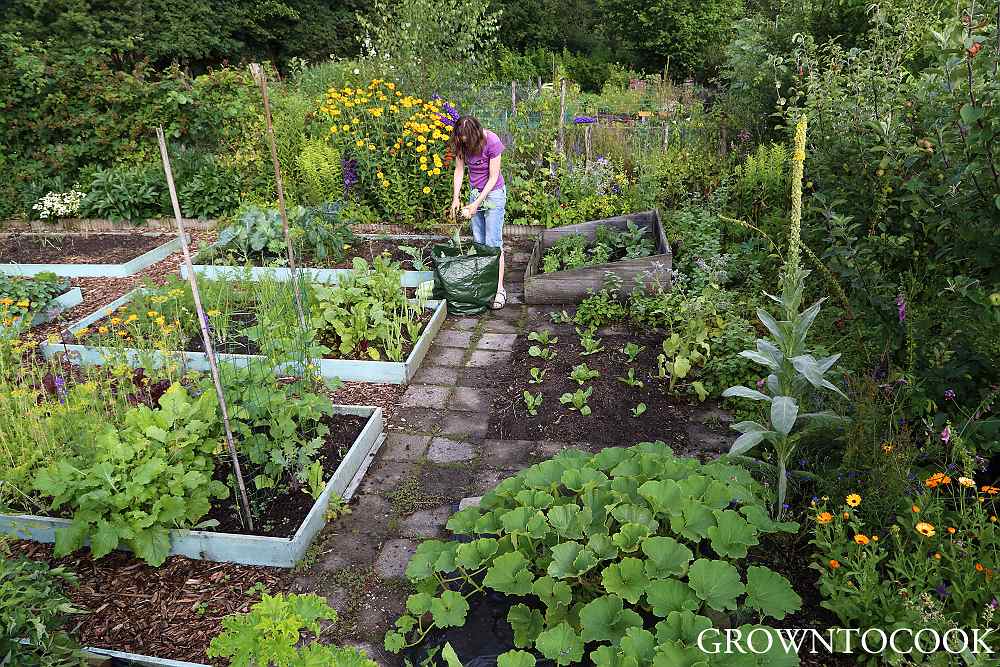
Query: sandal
[[491, 288, 507, 310]]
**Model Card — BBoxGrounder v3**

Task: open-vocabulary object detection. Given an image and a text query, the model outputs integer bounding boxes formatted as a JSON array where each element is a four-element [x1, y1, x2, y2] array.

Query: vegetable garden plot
[[0, 233, 186, 278], [0, 404, 384, 567], [0, 272, 82, 332], [523, 209, 672, 304], [40, 261, 446, 384]]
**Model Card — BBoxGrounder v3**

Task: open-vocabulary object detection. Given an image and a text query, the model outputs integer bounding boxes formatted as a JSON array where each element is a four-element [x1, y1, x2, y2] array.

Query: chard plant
[[622, 341, 645, 363], [528, 367, 546, 384], [559, 386, 593, 415], [721, 116, 847, 519], [384, 444, 801, 665], [569, 362, 599, 385], [527, 330, 558, 346], [528, 345, 557, 361], [522, 390, 543, 416], [576, 327, 605, 356], [617, 367, 644, 389]]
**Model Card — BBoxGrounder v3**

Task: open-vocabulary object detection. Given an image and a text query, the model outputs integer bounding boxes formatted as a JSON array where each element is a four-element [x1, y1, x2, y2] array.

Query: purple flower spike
[[941, 425, 951, 443], [944, 389, 956, 401], [54, 375, 66, 404]]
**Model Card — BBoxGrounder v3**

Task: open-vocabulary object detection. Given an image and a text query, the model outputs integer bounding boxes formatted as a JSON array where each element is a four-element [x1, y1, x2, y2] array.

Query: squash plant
[[384, 443, 802, 666]]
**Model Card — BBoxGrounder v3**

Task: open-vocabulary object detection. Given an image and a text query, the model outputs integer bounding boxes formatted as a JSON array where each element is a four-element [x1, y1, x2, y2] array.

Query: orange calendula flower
[[912, 505, 921, 513], [976, 563, 985, 572], [829, 559, 840, 570], [915, 522, 936, 537], [982, 485, 1000, 495], [843, 512, 850, 520], [846, 494, 861, 508], [947, 527, 956, 534], [816, 512, 833, 524], [933, 552, 941, 560], [854, 534, 870, 546], [925, 472, 951, 488]]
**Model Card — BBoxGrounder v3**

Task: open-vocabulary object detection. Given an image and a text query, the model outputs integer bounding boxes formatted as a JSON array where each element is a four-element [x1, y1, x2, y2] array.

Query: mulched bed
[[10, 540, 279, 663], [488, 325, 696, 448], [205, 413, 370, 537], [0, 233, 171, 265]]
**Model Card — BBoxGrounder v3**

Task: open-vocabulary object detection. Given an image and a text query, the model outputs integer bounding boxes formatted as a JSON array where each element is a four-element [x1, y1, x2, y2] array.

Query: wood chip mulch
[[11, 540, 279, 664], [329, 381, 406, 425]]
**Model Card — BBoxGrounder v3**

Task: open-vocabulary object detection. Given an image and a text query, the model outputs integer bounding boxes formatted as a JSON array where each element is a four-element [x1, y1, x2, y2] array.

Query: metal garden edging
[[0, 235, 186, 278], [181, 263, 435, 288], [0, 287, 82, 333], [81, 647, 210, 667], [0, 405, 385, 568], [39, 289, 447, 384]]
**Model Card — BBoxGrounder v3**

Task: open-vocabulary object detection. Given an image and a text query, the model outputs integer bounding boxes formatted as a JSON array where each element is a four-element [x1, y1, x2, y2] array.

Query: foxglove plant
[[721, 116, 848, 519]]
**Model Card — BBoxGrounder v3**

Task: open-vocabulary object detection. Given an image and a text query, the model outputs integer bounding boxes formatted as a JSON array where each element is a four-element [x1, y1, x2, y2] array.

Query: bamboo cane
[[156, 127, 254, 532]]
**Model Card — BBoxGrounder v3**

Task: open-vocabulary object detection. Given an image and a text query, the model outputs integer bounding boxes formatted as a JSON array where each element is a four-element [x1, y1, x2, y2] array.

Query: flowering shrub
[[31, 190, 85, 220], [811, 482, 1000, 658], [322, 80, 455, 227]]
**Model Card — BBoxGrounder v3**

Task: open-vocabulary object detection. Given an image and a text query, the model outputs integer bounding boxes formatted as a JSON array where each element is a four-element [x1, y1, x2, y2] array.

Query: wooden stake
[[156, 127, 254, 532], [558, 78, 567, 157], [511, 80, 517, 115], [249, 63, 308, 333], [584, 124, 592, 168]]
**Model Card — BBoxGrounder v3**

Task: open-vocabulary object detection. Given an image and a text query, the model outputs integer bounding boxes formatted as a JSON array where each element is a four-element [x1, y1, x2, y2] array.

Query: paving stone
[[479, 439, 536, 468], [409, 364, 460, 386], [434, 330, 475, 348], [423, 345, 466, 366], [457, 367, 494, 389], [374, 539, 419, 578], [482, 319, 519, 333], [390, 408, 439, 433], [427, 437, 476, 463], [458, 496, 482, 511], [437, 412, 490, 441], [399, 504, 453, 538], [470, 467, 514, 495], [381, 434, 431, 461], [449, 388, 491, 413], [492, 304, 525, 322], [358, 461, 422, 494], [400, 384, 451, 409], [528, 440, 579, 460], [477, 333, 518, 351], [450, 317, 480, 331], [466, 349, 513, 368]]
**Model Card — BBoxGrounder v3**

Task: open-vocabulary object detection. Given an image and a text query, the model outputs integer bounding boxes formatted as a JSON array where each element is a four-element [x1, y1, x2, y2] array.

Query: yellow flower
[[853, 534, 870, 546], [422, 186, 431, 194], [75, 327, 90, 337], [381, 180, 390, 189], [98, 326, 109, 334], [816, 512, 833, 524], [959, 477, 975, 488], [127, 314, 138, 322], [912, 504, 921, 513], [207, 310, 221, 317], [367, 144, 375, 151], [330, 126, 338, 134], [419, 156, 428, 163], [915, 522, 936, 537], [846, 494, 861, 508], [342, 124, 350, 132], [147, 311, 158, 317], [16, 300, 30, 308], [355, 139, 364, 147], [420, 164, 428, 171], [110, 317, 122, 325], [415, 144, 427, 153], [0, 298, 13, 306]]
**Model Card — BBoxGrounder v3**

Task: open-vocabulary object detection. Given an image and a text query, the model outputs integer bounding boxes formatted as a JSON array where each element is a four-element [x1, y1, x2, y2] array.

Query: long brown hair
[[447, 116, 486, 161]]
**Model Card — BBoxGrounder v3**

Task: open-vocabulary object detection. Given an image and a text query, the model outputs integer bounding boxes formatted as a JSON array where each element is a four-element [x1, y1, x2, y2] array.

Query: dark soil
[[0, 233, 170, 264], [205, 414, 370, 537], [10, 540, 279, 663], [487, 325, 696, 448]]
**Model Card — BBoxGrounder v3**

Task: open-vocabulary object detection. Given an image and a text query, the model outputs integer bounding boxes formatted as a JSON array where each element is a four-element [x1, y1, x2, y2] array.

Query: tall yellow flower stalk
[[787, 115, 808, 278]]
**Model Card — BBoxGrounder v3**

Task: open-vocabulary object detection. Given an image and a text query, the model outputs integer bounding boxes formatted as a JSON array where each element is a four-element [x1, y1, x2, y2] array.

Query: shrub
[[384, 442, 803, 665]]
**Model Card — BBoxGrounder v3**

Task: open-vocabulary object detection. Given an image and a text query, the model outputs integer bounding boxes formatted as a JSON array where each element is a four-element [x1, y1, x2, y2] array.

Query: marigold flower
[[846, 494, 861, 508], [982, 486, 1000, 495], [854, 534, 870, 546], [829, 559, 840, 569], [816, 512, 833, 524], [915, 522, 936, 537]]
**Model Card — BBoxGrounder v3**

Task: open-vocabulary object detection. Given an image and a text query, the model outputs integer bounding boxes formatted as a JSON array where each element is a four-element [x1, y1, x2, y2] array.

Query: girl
[[448, 115, 507, 310]]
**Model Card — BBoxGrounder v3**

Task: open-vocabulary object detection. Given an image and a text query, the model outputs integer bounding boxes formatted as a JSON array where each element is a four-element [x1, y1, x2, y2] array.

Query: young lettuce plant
[[569, 363, 599, 385], [622, 341, 644, 363], [631, 403, 647, 417], [721, 116, 848, 520], [522, 391, 543, 416], [528, 367, 547, 384], [617, 367, 644, 389], [559, 387, 592, 415]]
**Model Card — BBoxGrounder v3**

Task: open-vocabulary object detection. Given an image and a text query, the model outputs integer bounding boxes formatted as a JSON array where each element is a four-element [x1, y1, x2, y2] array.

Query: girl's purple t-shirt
[[465, 130, 505, 191]]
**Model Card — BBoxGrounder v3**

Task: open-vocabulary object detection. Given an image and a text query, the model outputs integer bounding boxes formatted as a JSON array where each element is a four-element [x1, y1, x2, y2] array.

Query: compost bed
[[487, 325, 696, 448], [0, 233, 169, 265]]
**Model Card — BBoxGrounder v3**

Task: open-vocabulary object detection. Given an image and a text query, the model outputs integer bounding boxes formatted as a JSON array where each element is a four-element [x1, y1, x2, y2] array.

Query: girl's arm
[[464, 155, 502, 215], [450, 156, 465, 218]]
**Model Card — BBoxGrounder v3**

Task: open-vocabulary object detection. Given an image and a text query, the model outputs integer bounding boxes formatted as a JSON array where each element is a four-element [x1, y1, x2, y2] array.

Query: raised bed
[[0, 234, 186, 278], [0, 405, 385, 568], [0, 287, 82, 333], [523, 209, 672, 304], [40, 289, 447, 384]]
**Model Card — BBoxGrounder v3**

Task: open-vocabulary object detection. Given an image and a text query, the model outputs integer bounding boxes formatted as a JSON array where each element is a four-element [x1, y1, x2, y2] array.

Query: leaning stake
[[249, 63, 308, 333], [156, 126, 255, 532]]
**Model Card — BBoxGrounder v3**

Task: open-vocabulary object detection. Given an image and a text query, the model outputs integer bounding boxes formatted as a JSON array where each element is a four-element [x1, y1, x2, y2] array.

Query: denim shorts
[[470, 186, 506, 249]]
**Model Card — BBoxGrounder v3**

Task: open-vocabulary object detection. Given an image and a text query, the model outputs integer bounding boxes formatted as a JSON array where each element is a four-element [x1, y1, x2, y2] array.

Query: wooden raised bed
[[523, 210, 672, 304]]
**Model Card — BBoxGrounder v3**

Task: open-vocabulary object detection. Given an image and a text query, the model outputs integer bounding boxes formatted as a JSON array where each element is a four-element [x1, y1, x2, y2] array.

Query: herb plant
[[384, 443, 802, 665], [208, 593, 377, 667]]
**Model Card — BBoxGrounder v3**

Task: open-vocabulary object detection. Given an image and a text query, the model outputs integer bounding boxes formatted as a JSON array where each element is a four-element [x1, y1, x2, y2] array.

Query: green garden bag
[[431, 242, 501, 315]]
